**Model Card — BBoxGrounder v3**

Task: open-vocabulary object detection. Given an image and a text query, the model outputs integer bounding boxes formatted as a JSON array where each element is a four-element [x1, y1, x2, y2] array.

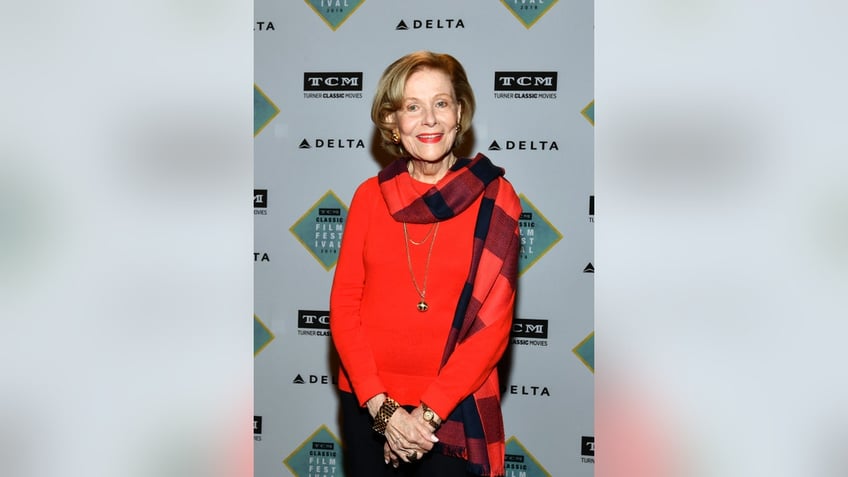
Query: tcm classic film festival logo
[[517, 194, 563, 275], [290, 191, 348, 271], [284, 425, 345, 477], [501, 0, 559, 28], [504, 436, 551, 477], [254, 85, 279, 137], [305, 0, 364, 30], [254, 315, 274, 356]]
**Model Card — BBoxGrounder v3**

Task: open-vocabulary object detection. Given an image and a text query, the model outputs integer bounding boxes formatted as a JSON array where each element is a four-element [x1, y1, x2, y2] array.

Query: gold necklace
[[403, 222, 439, 312], [407, 222, 437, 246]]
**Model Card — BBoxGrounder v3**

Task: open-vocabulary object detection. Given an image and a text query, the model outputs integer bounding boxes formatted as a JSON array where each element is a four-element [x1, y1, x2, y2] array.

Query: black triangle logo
[[396, 20, 409, 30], [299, 139, 311, 149], [488, 140, 501, 151], [583, 263, 594, 273], [293, 374, 305, 384]]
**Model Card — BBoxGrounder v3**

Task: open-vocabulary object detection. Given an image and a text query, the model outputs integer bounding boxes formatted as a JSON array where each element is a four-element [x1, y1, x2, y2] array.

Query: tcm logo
[[254, 189, 267, 208], [303, 72, 363, 91], [254, 415, 263, 441], [512, 318, 548, 339], [298, 310, 330, 330], [589, 195, 594, 222], [494, 72, 557, 91], [581, 436, 595, 456]]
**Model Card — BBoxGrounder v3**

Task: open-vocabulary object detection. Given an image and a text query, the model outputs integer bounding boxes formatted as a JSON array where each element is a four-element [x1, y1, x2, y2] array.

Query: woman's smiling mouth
[[416, 133, 443, 144]]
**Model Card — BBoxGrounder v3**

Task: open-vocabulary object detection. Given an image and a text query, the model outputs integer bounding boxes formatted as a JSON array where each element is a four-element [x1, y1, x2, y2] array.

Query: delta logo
[[500, 0, 559, 29], [303, 72, 364, 99], [488, 139, 559, 151], [305, 0, 364, 31], [298, 138, 366, 149], [395, 18, 466, 30], [506, 383, 551, 397], [292, 373, 338, 385], [254, 20, 275, 31]]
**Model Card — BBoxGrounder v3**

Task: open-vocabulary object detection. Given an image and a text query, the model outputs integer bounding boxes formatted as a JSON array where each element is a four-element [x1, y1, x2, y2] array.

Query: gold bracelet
[[372, 396, 400, 435]]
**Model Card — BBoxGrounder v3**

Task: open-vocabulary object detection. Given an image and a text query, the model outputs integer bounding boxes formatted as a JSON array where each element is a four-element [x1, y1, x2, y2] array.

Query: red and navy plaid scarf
[[378, 153, 521, 477]]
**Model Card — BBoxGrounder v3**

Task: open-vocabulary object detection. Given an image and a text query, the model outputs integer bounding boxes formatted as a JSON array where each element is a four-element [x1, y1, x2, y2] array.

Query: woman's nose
[[422, 107, 437, 126]]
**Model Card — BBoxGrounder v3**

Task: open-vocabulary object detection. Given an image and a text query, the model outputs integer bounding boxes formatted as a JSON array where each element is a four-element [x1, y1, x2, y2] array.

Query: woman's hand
[[383, 407, 439, 463], [383, 442, 400, 468], [365, 393, 386, 419]]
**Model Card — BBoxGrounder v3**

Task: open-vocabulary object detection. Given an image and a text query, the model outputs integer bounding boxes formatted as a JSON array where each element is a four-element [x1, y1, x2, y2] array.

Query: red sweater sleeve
[[329, 179, 385, 406], [420, 275, 515, 419]]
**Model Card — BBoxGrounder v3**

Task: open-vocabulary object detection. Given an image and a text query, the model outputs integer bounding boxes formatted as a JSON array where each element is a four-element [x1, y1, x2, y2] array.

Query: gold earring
[[455, 124, 461, 133], [391, 130, 400, 144]]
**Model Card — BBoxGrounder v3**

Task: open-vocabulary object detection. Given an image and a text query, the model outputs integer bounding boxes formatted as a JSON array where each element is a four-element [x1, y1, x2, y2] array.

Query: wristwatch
[[421, 402, 441, 430]]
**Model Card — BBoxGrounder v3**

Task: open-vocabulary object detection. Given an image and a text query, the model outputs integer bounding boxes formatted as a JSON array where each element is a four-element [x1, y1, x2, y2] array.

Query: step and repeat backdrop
[[254, 1, 593, 475]]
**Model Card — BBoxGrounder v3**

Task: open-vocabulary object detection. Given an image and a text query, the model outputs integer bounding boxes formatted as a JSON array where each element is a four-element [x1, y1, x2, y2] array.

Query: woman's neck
[[407, 154, 457, 184]]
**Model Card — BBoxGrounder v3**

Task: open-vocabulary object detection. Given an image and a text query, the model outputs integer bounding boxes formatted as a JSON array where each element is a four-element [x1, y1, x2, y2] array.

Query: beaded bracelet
[[372, 396, 400, 435]]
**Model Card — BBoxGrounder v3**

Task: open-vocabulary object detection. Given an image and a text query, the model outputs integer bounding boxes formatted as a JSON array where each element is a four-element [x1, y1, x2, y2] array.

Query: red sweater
[[330, 176, 515, 420]]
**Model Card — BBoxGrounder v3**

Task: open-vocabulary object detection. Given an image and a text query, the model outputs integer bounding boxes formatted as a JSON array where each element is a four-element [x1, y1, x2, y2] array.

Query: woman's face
[[391, 68, 461, 163]]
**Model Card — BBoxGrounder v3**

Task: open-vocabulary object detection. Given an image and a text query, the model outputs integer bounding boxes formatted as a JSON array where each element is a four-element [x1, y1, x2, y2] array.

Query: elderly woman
[[330, 51, 521, 477]]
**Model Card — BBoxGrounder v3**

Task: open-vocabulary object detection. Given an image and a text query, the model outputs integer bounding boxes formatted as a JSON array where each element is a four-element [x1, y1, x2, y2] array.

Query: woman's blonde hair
[[371, 51, 476, 157]]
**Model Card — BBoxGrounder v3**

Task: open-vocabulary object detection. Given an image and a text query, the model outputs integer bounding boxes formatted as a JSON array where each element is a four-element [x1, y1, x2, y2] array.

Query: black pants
[[340, 391, 471, 477]]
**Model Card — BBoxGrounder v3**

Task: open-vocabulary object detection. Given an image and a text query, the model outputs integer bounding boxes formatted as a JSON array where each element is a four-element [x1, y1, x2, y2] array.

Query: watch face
[[423, 410, 434, 420]]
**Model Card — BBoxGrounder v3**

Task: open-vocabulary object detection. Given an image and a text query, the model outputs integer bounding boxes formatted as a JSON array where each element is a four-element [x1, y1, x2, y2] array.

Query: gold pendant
[[417, 301, 428, 312]]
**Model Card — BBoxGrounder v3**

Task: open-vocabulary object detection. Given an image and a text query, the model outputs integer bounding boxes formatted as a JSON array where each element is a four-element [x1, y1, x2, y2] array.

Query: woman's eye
[[406, 104, 419, 112]]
